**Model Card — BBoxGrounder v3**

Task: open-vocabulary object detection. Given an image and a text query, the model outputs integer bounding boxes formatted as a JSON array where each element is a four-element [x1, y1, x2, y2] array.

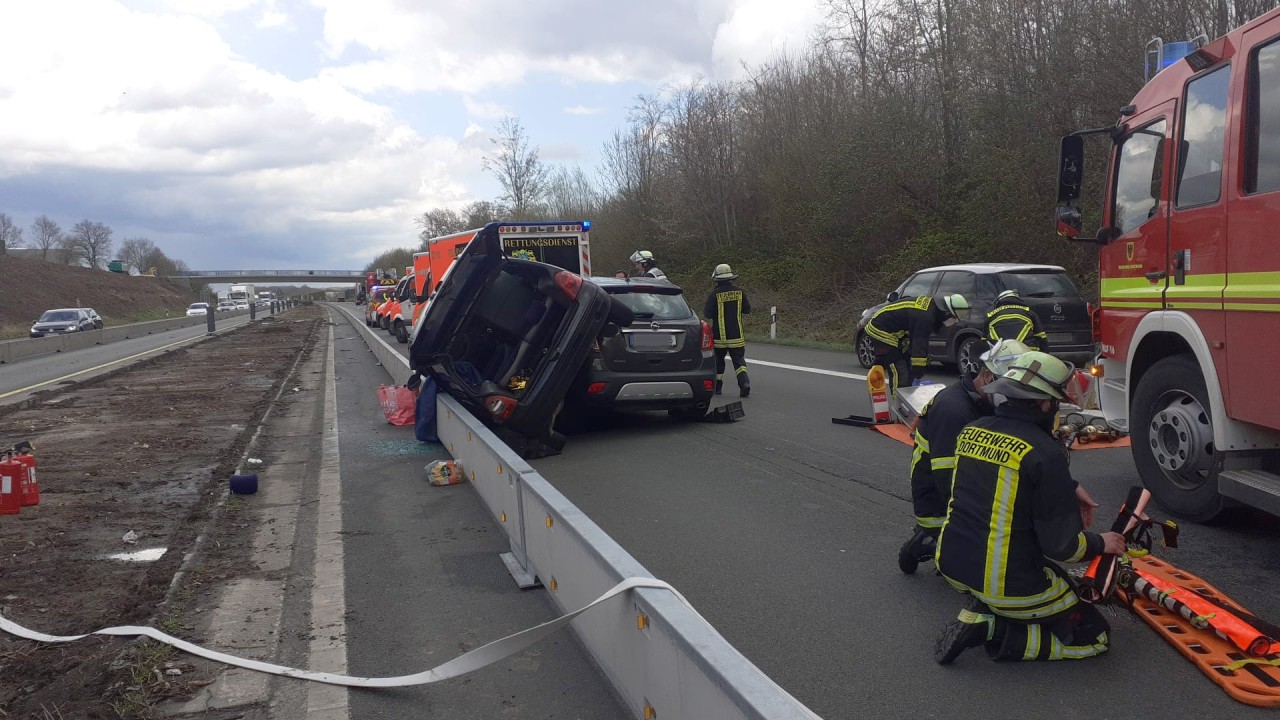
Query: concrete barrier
[[333, 303, 819, 720]]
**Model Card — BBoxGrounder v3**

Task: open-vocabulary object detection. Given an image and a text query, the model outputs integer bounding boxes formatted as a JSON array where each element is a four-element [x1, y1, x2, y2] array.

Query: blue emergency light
[[1145, 37, 1208, 82], [582, 220, 591, 231]]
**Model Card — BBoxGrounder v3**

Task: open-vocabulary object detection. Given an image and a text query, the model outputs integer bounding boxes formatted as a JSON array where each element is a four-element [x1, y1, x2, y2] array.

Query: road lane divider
[[750, 358, 866, 380], [332, 304, 822, 718]]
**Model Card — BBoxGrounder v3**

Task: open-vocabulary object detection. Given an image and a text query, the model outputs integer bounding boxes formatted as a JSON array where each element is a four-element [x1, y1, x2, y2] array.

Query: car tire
[[855, 332, 876, 370], [1130, 355, 1224, 521], [395, 321, 408, 344], [956, 335, 986, 377]]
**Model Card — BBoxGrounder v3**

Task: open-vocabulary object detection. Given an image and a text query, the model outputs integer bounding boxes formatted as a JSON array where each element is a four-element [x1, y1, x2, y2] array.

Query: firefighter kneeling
[[897, 338, 1030, 574], [934, 351, 1125, 664]]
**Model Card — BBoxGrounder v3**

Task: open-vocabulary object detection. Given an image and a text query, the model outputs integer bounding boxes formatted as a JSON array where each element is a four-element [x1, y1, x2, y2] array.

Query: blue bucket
[[229, 473, 259, 495]]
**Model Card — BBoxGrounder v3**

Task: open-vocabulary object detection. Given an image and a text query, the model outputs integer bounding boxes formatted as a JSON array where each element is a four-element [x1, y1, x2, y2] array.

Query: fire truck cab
[[1056, 9, 1280, 520]]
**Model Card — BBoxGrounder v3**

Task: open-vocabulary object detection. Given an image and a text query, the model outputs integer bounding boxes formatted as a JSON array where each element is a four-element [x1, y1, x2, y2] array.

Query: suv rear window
[[608, 289, 692, 320], [998, 272, 1078, 298]]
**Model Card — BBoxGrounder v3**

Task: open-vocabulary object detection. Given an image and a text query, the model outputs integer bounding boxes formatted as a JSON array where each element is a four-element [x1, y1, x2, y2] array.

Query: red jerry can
[[0, 455, 22, 515], [13, 452, 37, 506]]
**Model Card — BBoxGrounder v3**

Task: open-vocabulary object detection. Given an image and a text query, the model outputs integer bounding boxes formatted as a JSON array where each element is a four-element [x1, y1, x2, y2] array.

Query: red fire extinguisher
[[0, 453, 22, 515], [12, 441, 38, 506]]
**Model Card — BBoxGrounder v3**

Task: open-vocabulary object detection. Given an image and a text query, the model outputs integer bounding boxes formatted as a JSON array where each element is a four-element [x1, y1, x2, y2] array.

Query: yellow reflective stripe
[[976, 568, 1075, 609], [1225, 271, 1280, 300], [1100, 300, 1163, 309], [1024, 624, 1041, 661], [1048, 633, 1064, 660], [865, 323, 900, 346], [1059, 631, 1109, 659], [717, 295, 727, 341], [910, 357, 928, 367], [987, 589, 1079, 621], [1100, 277, 1161, 298], [735, 365, 748, 374], [912, 430, 930, 453], [985, 466, 1018, 598], [1066, 533, 1088, 563], [931, 456, 956, 471], [916, 515, 946, 529]]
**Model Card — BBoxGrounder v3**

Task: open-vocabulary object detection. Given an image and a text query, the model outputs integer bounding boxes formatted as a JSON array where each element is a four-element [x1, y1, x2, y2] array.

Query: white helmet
[[712, 263, 737, 280], [980, 339, 1031, 377], [996, 289, 1020, 304], [630, 250, 656, 265]]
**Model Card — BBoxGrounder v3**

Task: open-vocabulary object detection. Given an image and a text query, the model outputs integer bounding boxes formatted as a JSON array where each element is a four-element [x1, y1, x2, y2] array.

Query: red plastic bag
[[378, 385, 417, 426]]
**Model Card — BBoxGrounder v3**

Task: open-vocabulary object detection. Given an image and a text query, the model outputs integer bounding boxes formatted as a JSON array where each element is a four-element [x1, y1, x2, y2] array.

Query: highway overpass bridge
[[168, 270, 366, 285]]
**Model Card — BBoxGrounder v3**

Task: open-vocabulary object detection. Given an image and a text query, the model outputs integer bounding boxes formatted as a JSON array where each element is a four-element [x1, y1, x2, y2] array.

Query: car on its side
[[855, 263, 1094, 375], [409, 222, 631, 458], [30, 308, 95, 337], [186, 302, 212, 317], [79, 308, 104, 329], [563, 277, 716, 421]]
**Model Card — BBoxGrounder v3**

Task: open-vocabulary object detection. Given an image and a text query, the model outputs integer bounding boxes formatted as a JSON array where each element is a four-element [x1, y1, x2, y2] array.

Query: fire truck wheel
[[855, 332, 875, 369], [1130, 355, 1224, 521]]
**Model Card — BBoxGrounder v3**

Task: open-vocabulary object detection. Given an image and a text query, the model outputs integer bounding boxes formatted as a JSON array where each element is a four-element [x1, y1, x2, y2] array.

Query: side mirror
[[601, 322, 620, 339], [1055, 205, 1082, 239], [886, 291, 900, 302]]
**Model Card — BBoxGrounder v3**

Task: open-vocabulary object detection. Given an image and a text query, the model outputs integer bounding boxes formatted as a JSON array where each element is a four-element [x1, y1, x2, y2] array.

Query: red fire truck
[[1055, 9, 1280, 520]]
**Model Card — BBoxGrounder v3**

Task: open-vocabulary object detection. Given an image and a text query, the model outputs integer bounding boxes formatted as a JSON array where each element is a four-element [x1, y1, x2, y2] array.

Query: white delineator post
[[770, 306, 777, 340]]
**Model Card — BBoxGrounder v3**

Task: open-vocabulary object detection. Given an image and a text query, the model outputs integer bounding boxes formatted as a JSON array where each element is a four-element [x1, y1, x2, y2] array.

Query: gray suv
[[855, 263, 1094, 375]]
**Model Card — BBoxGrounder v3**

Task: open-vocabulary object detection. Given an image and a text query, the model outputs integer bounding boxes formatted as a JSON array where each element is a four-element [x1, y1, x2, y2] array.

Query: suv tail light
[[1089, 302, 1101, 343], [554, 271, 582, 301], [484, 394, 518, 421], [700, 320, 713, 351]]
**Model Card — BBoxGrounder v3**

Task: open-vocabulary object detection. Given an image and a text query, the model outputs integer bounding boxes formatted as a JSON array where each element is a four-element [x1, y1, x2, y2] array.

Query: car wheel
[[380, 316, 390, 331], [855, 332, 876, 370], [395, 321, 408, 344], [956, 335, 986, 377], [1130, 355, 1224, 521]]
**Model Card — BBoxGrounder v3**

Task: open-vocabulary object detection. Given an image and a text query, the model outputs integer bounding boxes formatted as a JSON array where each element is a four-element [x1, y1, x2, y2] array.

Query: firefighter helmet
[[712, 263, 737, 280], [938, 293, 971, 321], [988, 351, 1075, 401], [630, 250, 656, 266], [979, 339, 1030, 377], [995, 289, 1020, 304]]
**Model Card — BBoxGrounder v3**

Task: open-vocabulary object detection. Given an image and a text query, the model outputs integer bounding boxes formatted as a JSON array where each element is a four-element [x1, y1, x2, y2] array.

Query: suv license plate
[[629, 333, 677, 350], [1048, 332, 1075, 345]]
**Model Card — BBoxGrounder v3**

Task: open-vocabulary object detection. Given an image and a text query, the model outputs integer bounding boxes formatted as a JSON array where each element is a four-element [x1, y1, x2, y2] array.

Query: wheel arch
[[1128, 311, 1280, 452]]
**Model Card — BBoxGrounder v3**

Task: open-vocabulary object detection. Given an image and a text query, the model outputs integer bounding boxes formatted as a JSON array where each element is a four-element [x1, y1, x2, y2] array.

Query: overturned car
[[409, 222, 632, 458]]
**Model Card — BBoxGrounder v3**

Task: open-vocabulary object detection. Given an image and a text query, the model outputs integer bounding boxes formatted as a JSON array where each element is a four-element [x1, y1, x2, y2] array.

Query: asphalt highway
[[527, 343, 1280, 720]]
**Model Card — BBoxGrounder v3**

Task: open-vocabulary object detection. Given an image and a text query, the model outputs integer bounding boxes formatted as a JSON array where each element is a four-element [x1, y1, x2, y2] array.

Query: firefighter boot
[[935, 597, 995, 665], [897, 527, 938, 574]]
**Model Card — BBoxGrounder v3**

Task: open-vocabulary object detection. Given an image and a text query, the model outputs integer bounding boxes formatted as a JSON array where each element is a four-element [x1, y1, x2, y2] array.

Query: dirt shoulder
[[0, 305, 327, 718]]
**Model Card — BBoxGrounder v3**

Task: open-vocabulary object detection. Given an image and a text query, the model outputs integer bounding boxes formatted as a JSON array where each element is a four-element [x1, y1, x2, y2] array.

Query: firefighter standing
[[933, 351, 1125, 664], [630, 250, 666, 279], [898, 338, 1031, 574], [864, 294, 970, 393], [985, 289, 1048, 351], [704, 263, 751, 397]]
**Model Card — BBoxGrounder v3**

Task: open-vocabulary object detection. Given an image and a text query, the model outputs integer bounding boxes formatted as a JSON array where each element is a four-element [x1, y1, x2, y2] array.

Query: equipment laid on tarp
[[833, 366, 930, 427], [1080, 487, 1280, 708]]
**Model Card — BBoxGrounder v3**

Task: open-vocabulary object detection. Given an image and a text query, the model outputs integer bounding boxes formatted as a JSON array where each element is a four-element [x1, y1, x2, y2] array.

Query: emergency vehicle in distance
[[406, 221, 593, 344], [1055, 9, 1280, 520]]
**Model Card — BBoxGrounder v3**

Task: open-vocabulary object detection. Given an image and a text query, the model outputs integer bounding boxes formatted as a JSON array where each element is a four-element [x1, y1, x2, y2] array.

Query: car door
[[931, 271, 978, 359]]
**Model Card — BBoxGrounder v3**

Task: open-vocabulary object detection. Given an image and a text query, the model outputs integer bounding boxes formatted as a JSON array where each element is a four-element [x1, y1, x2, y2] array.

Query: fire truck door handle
[[1144, 270, 1167, 281]]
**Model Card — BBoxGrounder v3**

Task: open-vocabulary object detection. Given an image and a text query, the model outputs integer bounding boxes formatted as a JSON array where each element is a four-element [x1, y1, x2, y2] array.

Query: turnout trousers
[[714, 346, 749, 390]]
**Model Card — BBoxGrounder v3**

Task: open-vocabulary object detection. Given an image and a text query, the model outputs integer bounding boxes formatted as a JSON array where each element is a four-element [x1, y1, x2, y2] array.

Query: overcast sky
[[0, 0, 824, 271]]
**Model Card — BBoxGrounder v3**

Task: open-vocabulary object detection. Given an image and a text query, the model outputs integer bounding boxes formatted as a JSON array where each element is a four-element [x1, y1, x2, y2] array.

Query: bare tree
[[461, 200, 504, 227], [0, 213, 23, 255], [29, 215, 61, 260], [415, 208, 467, 247], [544, 165, 600, 219], [118, 237, 157, 274], [484, 116, 550, 216], [67, 220, 114, 269]]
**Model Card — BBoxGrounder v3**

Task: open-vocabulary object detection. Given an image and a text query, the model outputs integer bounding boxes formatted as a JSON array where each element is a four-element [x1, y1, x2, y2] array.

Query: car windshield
[[609, 289, 691, 320], [998, 271, 1078, 298], [189, 304, 208, 309], [39, 311, 78, 322]]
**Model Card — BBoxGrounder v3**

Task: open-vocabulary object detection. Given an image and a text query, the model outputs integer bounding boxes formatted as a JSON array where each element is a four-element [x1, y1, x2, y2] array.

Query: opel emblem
[[1053, 303, 1062, 314], [650, 322, 661, 331]]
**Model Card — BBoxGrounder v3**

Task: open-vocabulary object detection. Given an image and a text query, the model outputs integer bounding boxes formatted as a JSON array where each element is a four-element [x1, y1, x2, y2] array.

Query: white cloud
[[564, 105, 605, 116], [464, 97, 509, 121], [708, 0, 824, 78]]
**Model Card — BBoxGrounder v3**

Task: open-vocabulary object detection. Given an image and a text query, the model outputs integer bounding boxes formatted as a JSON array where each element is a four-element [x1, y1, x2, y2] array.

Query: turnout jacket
[[910, 376, 992, 529], [704, 280, 751, 349], [985, 302, 1048, 350], [865, 297, 944, 376], [936, 404, 1105, 620]]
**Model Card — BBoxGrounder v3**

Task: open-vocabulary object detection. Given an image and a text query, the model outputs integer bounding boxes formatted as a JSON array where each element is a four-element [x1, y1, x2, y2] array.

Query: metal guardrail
[[335, 304, 819, 720], [173, 270, 363, 277], [0, 309, 258, 364]]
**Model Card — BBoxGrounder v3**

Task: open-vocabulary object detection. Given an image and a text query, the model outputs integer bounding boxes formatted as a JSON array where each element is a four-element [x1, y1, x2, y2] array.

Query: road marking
[[307, 324, 350, 717], [0, 334, 206, 400], [751, 358, 866, 380]]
